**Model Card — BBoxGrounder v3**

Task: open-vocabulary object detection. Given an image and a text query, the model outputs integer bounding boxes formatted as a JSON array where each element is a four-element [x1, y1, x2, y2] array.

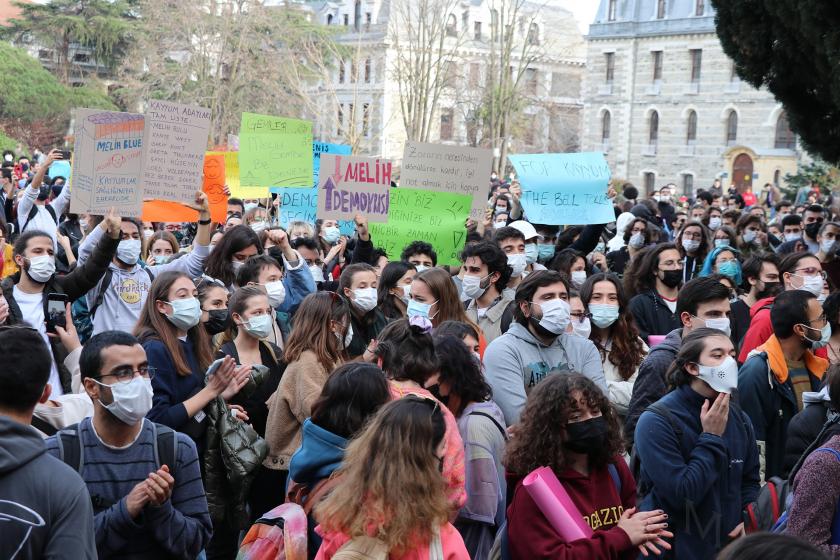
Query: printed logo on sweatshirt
[[115, 277, 143, 304], [525, 361, 569, 388], [584, 505, 624, 531]]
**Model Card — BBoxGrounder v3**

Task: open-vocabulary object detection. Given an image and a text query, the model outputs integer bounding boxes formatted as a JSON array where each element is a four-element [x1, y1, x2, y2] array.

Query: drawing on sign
[[317, 154, 392, 222]]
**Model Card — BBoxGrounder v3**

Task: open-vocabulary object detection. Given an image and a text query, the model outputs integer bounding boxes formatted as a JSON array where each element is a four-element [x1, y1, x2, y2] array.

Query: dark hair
[[236, 254, 283, 286], [806, 204, 825, 215], [771, 289, 816, 338], [622, 184, 638, 200], [504, 373, 625, 475], [775, 200, 793, 211], [716, 532, 828, 560], [740, 253, 780, 291], [549, 248, 589, 277], [736, 213, 766, 235], [377, 261, 415, 319], [512, 270, 571, 326], [0, 328, 52, 412], [666, 327, 730, 387], [622, 242, 677, 299], [782, 214, 803, 227], [676, 276, 731, 317], [310, 362, 391, 439], [432, 335, 491, 416], [434, 320, 479, 341], [493, 226, 525, 245], [227, 197, 244, 212], [675, 220, 711, 260], [460, 240, 512, 293], [400, 241, 437, 266], [622, 218, 651, 245], [580, 273, 644, 381], [338, 263, 377, 297], [80, 331, 141, 380], [374, 319, 438, 385], [556, 226, 584, 252], [824, 292, 840, 335], [779, 251, 819, 276], [13, 229, 52, 257], [291, 236, 319, 253], [204, 225, 263, 286], [696, 191, 713, 205]]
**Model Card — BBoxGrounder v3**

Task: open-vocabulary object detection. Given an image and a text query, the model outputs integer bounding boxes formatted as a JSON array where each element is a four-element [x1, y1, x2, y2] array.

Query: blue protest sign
[[508, 152, 613, 225], [276, 186, 354, 235]]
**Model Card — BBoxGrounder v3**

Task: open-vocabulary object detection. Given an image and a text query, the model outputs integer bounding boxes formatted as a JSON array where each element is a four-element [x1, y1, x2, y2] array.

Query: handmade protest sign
[[370, 188, 471, 266], [141, 100, 211, 204], [270, 141, 351, 193], [239, 113, 313, 187], [279, 188, 317, 226], [508, 152, 613, 225], [316, 154, 392, 223], [400, 141, 493, 221], [142, 153, 226, 223], [70, 108, 145, 217]]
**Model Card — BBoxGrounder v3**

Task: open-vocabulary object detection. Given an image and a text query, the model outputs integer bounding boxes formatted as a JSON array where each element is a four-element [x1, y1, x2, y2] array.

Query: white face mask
[[697, 316, 732, 338], [742, 230, 758, 243], [589, 303, 620, 328], [164, 297, 202, 331], [572, 317, 591, 339], [308, 265, 325, 283], [336, 323, 354, 348], [714, 238, 729, 248], [493, 221, 506, 229], [696, 356, 739, 394], [25, 254, 55, 283], [681, 238, 701, 253], [628, 232, 645, 249], [143, 228, 155, 239], [79, 219, 89, 231], [352, 287, 378, 312], [570, 270, 587, 288], [264, 280, 286, 308], [820, 238, 836, 254], [116, 239, 142, 266], [708, 217, 722, 230], [462, 274, 489, 299], [785, 232, 801, 242], [94, 376, 154, 425], [401, 283, 412, 302], [242, 313, 273, 339], [794, 273, 824, 297], [532, 298, 571, 335], [414, 264, 429, 274], [507, 253, 527, 277]]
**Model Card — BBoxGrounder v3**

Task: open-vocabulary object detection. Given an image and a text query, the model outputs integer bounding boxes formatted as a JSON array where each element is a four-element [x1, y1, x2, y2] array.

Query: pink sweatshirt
[[315, 522, 470, 560]]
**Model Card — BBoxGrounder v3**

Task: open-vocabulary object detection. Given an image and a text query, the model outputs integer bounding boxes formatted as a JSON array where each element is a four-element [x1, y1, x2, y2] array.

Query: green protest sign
[[239, 113, 313, 187], [370, 188, 471, 266]]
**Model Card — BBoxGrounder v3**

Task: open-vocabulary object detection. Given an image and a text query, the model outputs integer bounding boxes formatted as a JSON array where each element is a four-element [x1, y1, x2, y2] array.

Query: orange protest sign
[[141, 153, 227, 223]]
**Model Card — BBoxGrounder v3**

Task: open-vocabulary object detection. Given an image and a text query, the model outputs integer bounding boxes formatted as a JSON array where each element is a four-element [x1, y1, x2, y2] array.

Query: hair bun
[[408, 316, 433, 334]]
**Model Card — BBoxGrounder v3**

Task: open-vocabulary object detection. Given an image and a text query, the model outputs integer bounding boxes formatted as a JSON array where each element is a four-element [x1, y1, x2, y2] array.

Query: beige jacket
[[465, 293, 514, 344], [263, 350, 331, 470]]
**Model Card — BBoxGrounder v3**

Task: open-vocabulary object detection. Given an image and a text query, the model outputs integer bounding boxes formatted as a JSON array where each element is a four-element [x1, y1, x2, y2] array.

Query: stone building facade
[[581, 0, 802, 196]]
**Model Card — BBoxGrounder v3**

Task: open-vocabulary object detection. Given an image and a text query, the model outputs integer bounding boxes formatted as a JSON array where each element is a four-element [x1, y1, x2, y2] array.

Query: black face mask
[[756, 281, 782, 300], [805, 221, 823, 240], [564, 416, 609, 454], [659, 269, 683, 289], [428, 384, 450, 408], [205, 309, 229, 335]]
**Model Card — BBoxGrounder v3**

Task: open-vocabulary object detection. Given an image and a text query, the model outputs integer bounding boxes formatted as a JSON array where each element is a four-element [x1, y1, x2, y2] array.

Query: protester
[[46, 331, 212, 558], [736, 214, 769, 258], [204, 224, 262, 287], [739, 289, 829, 480], [717, 533, 829, 560], [550, 248, 591, 289], [338, 263, 387, 358], [823, 292, 840, 364], [606, 217, 650, 276], [435, 319, 482, 355], [635, 328, 760, 559], [377, 260, 416, 320], [625, 243, 683, 342], [0, 326, 96, 559], [17, 149, 70, 245], [408, 267, 478, 330], [484, 270, 605, 425], [196, 274, 230, 336], [400, 240, 436, 272], [732, 253, 781, 349], [675, 221, 710, 283], [144, 230, 180, 265], [699, 245, 743, 287], [461, 240, 513, 343], [505, 373, 672, 559]]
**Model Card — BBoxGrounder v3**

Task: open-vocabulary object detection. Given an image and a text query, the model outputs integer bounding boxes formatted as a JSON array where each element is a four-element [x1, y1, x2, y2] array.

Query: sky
[[562, 0, 600, 34]]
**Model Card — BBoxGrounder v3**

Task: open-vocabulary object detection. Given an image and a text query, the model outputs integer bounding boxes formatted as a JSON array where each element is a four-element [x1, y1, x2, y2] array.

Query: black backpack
[[55, 422, 177, 510], [88, 267, 156, 319], [18, 203, 57, 234]]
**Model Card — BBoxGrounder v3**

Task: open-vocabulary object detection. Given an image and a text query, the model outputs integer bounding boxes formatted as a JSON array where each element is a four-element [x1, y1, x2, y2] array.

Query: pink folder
[[647, 334, 666, 347], [522, 466, 593, 541]]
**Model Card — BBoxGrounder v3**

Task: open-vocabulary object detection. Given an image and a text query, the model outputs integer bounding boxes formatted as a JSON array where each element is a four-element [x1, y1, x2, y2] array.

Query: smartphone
[[45, 293, 68, 334], [58, 150, 71, 160], [205, 357, 225, 378]]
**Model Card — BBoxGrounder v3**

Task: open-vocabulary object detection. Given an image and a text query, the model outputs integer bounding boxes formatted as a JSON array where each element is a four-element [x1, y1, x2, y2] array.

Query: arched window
[[726, 110, 738, 144], [326, 13, 333, 25], [686, 110, 697, 145], [527, 23, 539, 45], [602, 111, 611, 143], [657, 0, 666, 18], [649, 110, 659, 147], [608, 0, 617, 21], [446, 14, 457, 37], [775, 111, 797, 149]]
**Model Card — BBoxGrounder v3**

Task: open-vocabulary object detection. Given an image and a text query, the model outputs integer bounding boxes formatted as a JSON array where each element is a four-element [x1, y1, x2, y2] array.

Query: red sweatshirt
[[506, 458, 636, 560], [739, 296, 828, 363]]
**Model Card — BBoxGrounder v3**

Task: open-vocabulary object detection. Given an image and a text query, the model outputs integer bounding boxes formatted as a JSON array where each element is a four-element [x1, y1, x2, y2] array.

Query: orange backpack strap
[[287, 473, 344, 516]]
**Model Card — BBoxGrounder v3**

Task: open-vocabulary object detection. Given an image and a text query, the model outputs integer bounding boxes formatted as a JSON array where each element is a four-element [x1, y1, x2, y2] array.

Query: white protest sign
[[316, 153, 392, 222]]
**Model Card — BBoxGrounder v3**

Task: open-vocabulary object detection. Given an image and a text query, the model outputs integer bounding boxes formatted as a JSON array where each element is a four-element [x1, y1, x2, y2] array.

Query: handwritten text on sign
[[508, 152, 613, 225], [317, 154, 392, 222], [70, 109, 145, 217], [239, 113, 313, 187], [400, 141, 493, 221], [141, 100, 212, 204], [270, 141, 351, 193], [370, 188, 471, 266]]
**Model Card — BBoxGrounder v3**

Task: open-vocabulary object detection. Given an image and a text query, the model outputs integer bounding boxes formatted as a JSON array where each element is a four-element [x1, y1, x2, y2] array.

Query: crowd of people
[[3, 147, 840, 559]]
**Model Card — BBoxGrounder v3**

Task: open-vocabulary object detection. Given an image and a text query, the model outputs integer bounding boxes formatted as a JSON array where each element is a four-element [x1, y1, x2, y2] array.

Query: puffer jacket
[[203, 364, 270, 528], [782, 386, 840, 478]]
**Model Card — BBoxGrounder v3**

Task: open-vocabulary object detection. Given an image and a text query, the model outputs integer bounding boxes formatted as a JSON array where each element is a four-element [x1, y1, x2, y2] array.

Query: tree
[[782, 159, 839, 200], [712, 0, 840, 163], [3, 0, 137, 85]]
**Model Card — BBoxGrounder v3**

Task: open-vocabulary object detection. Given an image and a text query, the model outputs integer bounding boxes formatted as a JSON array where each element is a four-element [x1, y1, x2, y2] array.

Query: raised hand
[[100, 207, 122, 239], [700, 392, 730, 437]]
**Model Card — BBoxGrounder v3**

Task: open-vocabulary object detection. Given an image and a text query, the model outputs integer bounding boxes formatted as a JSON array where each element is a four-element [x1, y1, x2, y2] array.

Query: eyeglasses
[[682, 232, 703, 241], [194, 274, 226, 289], [569, 311, 592, 324], [793, 268, 827, 280], [98, 366, 156, 384]]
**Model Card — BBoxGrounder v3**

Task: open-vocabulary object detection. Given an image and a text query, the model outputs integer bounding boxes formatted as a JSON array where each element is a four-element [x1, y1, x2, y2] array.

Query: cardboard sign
[[316, 153, 392, 222], [508, 152, 613, 225], [142, 153, 226, 223], [141, 100, 211, 204], [69, 109, 145, 217], [400, 141, 493, 221], [370, 188, 470, 266], [239, 113, 313, 187]]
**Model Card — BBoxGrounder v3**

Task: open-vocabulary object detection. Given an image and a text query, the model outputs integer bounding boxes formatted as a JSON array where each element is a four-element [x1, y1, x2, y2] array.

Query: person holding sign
[[17, 149, 71, 247], [76, 192, 214, 336]]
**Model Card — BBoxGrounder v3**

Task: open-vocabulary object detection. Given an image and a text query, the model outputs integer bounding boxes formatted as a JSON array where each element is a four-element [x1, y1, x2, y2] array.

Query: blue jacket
[[280, 259, 316, 315], [635, 385, 760, 560], [288, 418, 347, 487]]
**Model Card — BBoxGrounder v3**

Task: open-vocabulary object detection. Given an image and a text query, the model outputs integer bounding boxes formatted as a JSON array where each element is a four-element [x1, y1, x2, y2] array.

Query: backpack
[[745, 411, 840, 533], [18, 203, 57, 234], [235, 502, 309, 560], [89, 267, 155, 319], [770, 447, 840, 541], [55, 422, 177, 511]]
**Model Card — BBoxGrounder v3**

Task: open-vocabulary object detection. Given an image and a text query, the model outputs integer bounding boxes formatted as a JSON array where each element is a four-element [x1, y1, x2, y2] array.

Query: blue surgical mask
[[524, 243, 539, 265], [805, 322, 832, 349], [717, 260, 739, 279], [242, 314, 273, 339], [714, 239, 729, 248], [323, 226, 341, 244], [164, 297, 202, 331], [537, 243, 555, 262], [589, 303, 620, 328], [407, 298, 437, 320]]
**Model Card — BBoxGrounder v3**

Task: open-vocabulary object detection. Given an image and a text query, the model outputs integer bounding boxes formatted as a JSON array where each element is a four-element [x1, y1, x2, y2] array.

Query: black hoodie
[[0, 415, 96, 559]]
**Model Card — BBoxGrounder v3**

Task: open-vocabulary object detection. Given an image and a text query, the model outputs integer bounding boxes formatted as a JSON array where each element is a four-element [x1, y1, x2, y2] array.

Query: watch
[[198, 217, 212, 225]]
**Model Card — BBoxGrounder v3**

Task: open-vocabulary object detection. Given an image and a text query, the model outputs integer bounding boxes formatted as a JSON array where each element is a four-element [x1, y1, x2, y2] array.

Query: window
[[657, 0, 666, 18], [726, 110, 738, 144], [440, 109, 454, 141], [605, 52, 615, 84], [364, 58, 371, 83], [686, 110, 697, 144], [366, 12, 372, 30], [690, 49, 702, 83], [350, 60, 356, 83], [525, 68, 538, 95], [343, 14, 349, 26], [644, 172, 656, 193], [491, 9, 498, 36], [73, 53, 90, 63], [652, 51, 663, 82], [695, 0, 704, 15], [774, 169, 781, 188], [527, 23, 539, 45], [338, 61, 345, 84], [462, 10, 469, 31], [469, 63, 480, 87], [608, 0, 617, 21], [326, 14, 333, 25], [601, 111, 611, 143], [354, 0, 361, 30], [363, 103, 371, 137], [683, 174, 694, 196], [337, 104, 344, 135], [775, 111, 797, 149], [649, 110, 659, 147], [446, 14, 457, 37], [474, 21, 482, 40], [348, 103, 354, 132], [524, 115, 537, 146]]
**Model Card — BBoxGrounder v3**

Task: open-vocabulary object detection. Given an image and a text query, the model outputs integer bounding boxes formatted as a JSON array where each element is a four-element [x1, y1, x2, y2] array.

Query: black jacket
[[782, 390, 840, 478], [628, 290, 681, 343], [346, 306, 388, 359]]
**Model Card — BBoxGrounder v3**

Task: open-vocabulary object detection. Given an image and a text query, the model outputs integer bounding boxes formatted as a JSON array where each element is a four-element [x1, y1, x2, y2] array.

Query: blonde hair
[[315, 397, 449, 553]]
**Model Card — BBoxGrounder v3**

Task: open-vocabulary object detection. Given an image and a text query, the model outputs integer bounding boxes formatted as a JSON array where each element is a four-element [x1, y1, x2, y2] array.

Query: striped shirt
[[46, 417, 211, 559]]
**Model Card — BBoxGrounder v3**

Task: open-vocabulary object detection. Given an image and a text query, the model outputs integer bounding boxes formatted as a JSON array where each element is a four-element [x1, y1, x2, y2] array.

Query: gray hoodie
[[0, 416, 96, 559], [483, 322, 606, 425]]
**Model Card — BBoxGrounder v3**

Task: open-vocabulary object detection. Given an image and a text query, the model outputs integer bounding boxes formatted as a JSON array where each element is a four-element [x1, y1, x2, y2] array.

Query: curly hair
[[579, 273, 645, 381], [432, 334, 492, 416], [315, 396, 449, 553], [504, 373, 624, 476]]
